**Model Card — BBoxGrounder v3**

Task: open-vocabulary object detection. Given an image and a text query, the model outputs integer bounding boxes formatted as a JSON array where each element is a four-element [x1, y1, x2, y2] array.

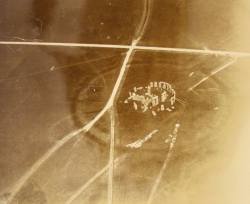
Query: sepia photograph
[[0, 1, 250, 203]]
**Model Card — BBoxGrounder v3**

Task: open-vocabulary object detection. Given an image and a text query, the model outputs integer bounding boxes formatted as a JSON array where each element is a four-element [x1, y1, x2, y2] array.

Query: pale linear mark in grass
[[195, 87, 220, 92], [65, 39, 137, 203], [134, 0, 153, 41], [106, 0, 153, 198], [0, 41, 129, 49], [0, 41, 250, 58], [105, 40, 137, 204], [106, 0, 153, 201], [65, 126, 158, 204], [6, 127, 88, 204], [12, 36, 42, 42], [188, 58, 237, 91], [65, 154, 127, 204], [126, 129, 159, 149], [6, 41, 137, 204], [0, 52, 125, 83], [146, 123, 180, 204], [48, 114, 74, 135], [175, 97, 187, 107], [108, 108, 116, 204]]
